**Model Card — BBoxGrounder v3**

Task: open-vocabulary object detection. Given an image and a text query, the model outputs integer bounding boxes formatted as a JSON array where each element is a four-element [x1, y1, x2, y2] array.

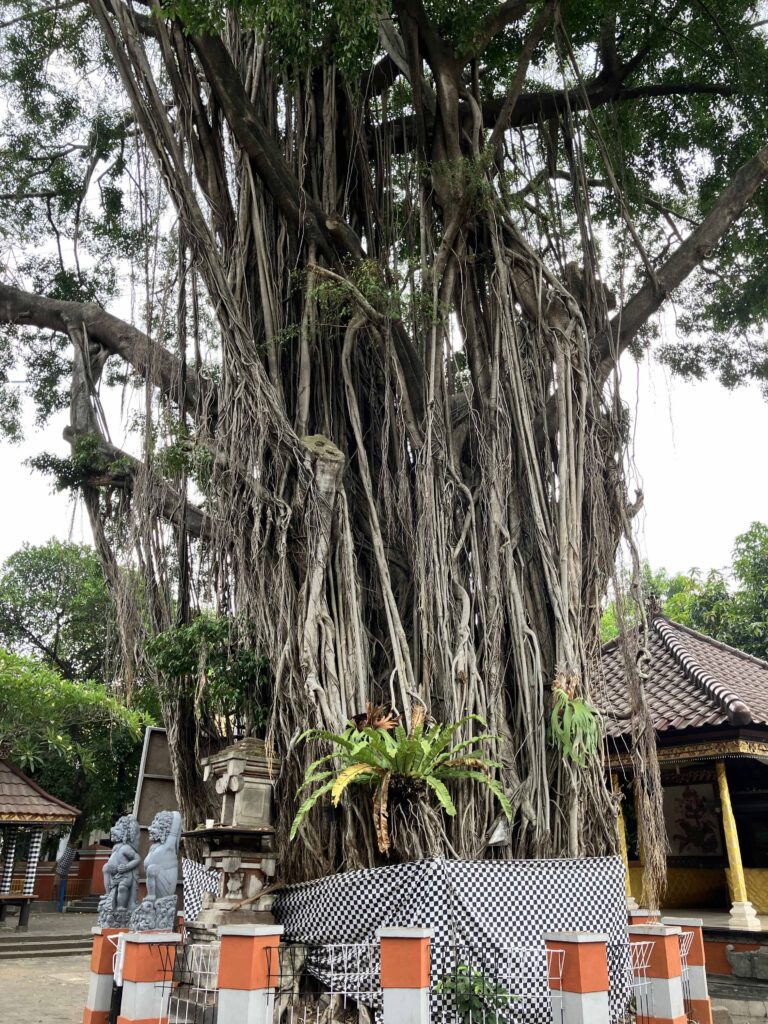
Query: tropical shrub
[[436, 964, 514, 1024]]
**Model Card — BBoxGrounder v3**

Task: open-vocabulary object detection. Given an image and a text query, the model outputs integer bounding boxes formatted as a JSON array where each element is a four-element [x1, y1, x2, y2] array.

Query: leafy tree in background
[[1, 0, 768, 897], [602, 523, 768, 661], [0, 539, 117, 682], [0, 649, 150, 847]]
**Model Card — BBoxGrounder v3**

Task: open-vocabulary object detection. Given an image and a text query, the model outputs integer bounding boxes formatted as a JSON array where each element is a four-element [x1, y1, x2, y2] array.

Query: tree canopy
[[0, 648, 149, 835], [603, 523, 768, 661], [0, 539, 117, 681], [0, 0, 767, 896]]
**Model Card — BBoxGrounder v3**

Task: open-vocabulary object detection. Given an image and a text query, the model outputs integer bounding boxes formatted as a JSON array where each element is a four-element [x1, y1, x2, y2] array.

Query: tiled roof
[[0, 759, 80, 825], [596, 616, 768, 739]]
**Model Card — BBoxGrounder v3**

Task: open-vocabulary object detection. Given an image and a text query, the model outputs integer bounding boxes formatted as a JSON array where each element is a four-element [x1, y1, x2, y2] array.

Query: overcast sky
[[0, 349, 766, 575]]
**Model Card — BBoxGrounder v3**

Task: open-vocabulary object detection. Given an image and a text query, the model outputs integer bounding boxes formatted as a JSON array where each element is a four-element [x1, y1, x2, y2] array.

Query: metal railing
[[607, 940, 654, 1024], [270, 941, 382, 1024], [167, 941, 221, 1024], [677, 931, 696, 1024]]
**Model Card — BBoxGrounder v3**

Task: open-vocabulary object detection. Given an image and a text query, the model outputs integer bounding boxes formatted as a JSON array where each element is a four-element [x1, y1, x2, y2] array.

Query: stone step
[[0, 940, 92, 959], [65, 897, 100, 913], [0, 931, 92, 944]]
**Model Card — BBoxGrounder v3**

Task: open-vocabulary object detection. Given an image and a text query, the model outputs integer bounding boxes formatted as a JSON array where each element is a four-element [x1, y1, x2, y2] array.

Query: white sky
[[0, 351, 766, 574]]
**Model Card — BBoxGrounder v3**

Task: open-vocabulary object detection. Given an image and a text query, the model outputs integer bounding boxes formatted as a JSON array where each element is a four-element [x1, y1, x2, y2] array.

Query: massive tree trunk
[[2, 1, 767, 901]]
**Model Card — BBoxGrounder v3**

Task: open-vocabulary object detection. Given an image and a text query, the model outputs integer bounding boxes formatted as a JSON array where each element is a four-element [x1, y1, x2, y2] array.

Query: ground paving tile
[[0, 953, 90, 1023]]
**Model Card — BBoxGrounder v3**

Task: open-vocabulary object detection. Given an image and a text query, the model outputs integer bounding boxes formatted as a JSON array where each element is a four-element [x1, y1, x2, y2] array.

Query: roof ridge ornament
[[653, 616, 752, 727]]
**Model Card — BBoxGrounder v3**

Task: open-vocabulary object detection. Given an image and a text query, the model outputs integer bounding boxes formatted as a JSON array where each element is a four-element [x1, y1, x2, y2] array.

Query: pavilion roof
[[0, 758, 80, 826], [596, 615, 768, 739]]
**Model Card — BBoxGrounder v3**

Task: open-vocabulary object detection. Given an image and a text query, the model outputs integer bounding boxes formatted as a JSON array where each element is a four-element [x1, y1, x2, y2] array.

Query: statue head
[[148, 809, 175, 844], [112, 814, 140, 850]]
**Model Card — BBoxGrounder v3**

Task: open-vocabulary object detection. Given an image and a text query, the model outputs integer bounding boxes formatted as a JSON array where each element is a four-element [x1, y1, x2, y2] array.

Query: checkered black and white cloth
[[182, 858, 220, 922], [273, 856, 630, 1023]]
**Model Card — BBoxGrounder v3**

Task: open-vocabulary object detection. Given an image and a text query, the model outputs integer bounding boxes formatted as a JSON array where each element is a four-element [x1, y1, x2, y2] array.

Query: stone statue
[[129, 810, 182, 931], [97, 815, 141, 928]]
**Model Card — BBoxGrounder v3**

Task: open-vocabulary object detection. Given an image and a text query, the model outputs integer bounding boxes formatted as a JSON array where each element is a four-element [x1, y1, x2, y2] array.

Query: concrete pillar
[[216, 923, 284, 1024], [662, 918, 713, 1024], [629, 924, 686, 1024], [612, 773, 639, 912], [544, 931, 610, 1024], [716, 760, 761, 931], [377, 927, 433, 1024], [83, 928, 125, 1024], [116, 931, 180, 1024]]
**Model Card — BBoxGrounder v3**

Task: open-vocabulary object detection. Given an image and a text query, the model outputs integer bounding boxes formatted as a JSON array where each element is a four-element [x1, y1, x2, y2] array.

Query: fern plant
[[290, 713, 512, 853], [548, 685, 601, 767]]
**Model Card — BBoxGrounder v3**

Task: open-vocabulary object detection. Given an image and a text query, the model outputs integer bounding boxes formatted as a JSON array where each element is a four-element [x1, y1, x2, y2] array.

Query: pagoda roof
[[596, 615, 768, 739], [0, 758, 80, 826]]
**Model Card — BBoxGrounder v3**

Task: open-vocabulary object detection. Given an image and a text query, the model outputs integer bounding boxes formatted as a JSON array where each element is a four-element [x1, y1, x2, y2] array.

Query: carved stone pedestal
[[183, 738, 279, 941]]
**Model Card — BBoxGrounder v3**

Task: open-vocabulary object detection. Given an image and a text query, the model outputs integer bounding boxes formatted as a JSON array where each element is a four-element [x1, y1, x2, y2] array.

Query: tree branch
[[466, 1, 532, 58], [374, 79, 736, 156], [598, 143, 768, 384], [0, 0, 83, 29], [190, 32, 364, 263], [62, 426, 214, 539], [0, 281, 215, 419], [189, 32, 426, 422]]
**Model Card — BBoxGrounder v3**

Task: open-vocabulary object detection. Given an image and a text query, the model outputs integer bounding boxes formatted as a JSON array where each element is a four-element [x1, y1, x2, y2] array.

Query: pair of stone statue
[[98, 810, 181, 930]]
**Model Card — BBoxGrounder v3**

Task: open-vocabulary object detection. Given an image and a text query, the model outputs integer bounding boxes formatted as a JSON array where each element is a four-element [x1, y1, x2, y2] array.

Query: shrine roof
[[596, 615, 768, 739], [0, 758, 80, 826]]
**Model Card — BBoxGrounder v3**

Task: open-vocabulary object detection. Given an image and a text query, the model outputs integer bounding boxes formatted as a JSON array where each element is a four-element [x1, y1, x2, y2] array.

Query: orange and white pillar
[[663, 917, 713, 1024], [216, 923, 284, 1024], [544, 931, 610, 1024], [116, 931, 180, 1024], [377, 927, 433, 1024], [628, 923, 685, 1024], [83, 927, 124, 1024]]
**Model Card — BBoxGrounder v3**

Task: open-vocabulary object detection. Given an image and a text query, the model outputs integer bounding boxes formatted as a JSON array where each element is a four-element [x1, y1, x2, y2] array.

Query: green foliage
[[290, 715, 512, 851], [146, 613, 270, 734], [27, 434, 131, 493], [0, 539, 117, 682], [436, 964, 514, 1024], [168, 0, 380, 76], [0, 648, 150, 832], [548, 689, 601, 768], [601, 524, 768, 660]]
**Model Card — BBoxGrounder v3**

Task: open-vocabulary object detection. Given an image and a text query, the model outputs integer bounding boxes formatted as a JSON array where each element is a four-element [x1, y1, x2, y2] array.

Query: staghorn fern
[[548, 688, 601, 767], [289, 713, 512, 853]]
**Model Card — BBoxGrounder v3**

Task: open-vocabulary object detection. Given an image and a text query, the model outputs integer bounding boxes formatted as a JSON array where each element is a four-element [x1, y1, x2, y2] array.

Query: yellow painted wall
[[629, 866, 728, 909]]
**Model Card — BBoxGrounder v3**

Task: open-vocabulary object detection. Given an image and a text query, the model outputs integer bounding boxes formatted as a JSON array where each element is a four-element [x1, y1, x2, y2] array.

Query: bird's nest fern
[[290, 709, 512, 854]]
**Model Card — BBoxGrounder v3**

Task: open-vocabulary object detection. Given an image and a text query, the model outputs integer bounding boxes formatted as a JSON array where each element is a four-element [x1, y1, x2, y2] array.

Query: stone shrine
[[184, 737, 278, 941]]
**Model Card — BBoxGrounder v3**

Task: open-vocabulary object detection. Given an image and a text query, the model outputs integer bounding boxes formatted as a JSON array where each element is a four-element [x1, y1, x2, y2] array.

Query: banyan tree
[[1, 0, 767, 896]]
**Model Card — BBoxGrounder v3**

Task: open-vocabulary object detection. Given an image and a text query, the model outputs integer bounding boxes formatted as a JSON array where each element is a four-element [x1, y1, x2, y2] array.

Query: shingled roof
[[596, 616, 768, 739], [0, 759, 80, 825]]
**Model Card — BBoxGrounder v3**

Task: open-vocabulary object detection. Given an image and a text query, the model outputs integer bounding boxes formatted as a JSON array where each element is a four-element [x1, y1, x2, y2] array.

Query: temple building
[[598, 614, 768, 930], [0, 757, 80, 927]]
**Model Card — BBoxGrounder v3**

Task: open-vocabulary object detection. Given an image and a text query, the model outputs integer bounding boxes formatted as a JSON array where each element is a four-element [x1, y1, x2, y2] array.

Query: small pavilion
[[0, 757, 80, 928], [598, 614, 768, 931]]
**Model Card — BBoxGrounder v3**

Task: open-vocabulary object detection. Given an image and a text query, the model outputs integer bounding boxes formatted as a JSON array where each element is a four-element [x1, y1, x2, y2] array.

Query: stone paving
[[0, 911, 95, 1023], [0, 953, 90, 1023]]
